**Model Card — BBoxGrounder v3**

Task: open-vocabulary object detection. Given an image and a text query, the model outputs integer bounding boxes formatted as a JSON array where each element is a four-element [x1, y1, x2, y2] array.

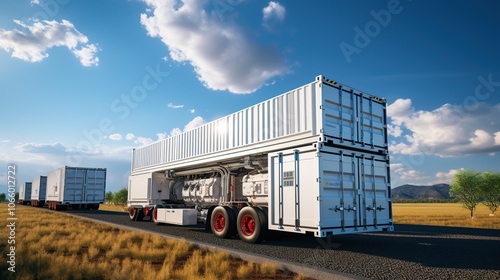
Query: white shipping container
[[46, 166, 107, 208], [269, 145, 392, 237], [31, 176, 47, 206], [131, 76, 387, 172], [19, 182, 32, 205]]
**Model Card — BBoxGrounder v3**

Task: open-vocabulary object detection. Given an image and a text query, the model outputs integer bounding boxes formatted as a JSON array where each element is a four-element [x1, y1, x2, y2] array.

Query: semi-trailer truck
[[127, 75, 393, 243], [46, 166, 107, 210], [19, 182, 32, 205], [31, 175, 47, 207]]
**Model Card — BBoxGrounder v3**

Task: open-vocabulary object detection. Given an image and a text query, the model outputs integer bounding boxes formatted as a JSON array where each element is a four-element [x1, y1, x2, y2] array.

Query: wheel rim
[[240, 214, 256, 236], [153, 208, 158, 221], [129, 207, 135, 218], [213, 213, 225, 232]]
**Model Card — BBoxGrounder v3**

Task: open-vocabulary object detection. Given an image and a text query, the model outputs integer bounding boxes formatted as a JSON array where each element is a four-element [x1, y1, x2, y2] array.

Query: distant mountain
[[392, 184, 451, 200]]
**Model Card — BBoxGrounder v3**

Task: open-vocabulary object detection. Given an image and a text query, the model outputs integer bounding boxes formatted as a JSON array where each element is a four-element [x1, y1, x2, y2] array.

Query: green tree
[[0, 193, 6, 202], [479, 171, 500, 216], [449, 169, 482, 218], [112, 188, 128, 205], [105, 191, 114, 204]]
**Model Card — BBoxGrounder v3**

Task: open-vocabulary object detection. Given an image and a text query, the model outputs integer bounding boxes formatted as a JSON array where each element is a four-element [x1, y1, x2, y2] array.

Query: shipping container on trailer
[[31, 176, 47, 207], [127, 75, 393, 243], [46, 166, 107, 210], [19, 182, 32, 205]]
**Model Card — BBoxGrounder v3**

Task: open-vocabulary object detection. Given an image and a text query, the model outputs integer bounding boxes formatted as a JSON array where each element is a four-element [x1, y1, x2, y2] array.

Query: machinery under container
[[46, 166, 107, 208], [268, 145, 393, 237], [155, 208, 198, 225], [19, 182, 32, 205], [31, 176, 47, 207], [131, 75, 387, 173]]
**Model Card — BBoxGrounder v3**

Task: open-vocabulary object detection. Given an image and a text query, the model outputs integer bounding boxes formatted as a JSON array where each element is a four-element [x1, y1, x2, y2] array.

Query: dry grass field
[[0, 204, 306, 280], [393, 203, 500, 229]]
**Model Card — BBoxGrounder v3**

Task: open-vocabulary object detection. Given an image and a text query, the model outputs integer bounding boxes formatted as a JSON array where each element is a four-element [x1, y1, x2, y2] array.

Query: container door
[[319, 150, 359, 229], [65, 168, 86, 202], [318, 148, 392, 230], [321, 84, 357, 145], [85, 169, 106, 203], [359, 155, 392, 227]]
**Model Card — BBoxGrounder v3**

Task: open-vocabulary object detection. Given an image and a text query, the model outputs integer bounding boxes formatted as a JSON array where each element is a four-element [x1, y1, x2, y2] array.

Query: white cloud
[[0, 19, 99, 66], [262, 1, 286, 30], [140, 0, 287, 93], [190, 109, 196, 114], [388, 99, 500, 157], [434, 168, 462, 184], [156, 132, 168, 140], [167, 102, 184, 109], [390, 163, 427, 181], [125, 133, 136, 140], [108, 134, 123, 141], [72, 43, 99, 67], [184, 116, 206, 132], [134, 137, 154, 146], [169, 128, 182, 137], [168, 116, 207, 137], [21, 142, 68, 155]]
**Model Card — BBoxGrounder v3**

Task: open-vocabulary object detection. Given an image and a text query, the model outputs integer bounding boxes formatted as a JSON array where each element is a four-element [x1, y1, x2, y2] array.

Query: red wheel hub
[[129, 207, 135, 217], [240, 214, 255, 236], [153, 208, 158, 221], [213, 213, 226, 232]]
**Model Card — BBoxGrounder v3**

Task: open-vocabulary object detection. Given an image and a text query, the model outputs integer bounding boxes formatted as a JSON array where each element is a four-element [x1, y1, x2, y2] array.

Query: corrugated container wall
[[46, 166, 107, 204], [19, 182, 32, 202], [132, 76, 387, 172], [31, 176, 47, 201]]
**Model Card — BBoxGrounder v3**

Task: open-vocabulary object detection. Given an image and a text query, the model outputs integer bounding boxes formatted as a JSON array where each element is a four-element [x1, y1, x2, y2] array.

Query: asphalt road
[[69, 210, 500, 280]]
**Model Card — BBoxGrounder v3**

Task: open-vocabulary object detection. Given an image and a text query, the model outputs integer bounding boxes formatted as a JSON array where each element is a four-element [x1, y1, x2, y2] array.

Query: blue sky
[[1, 0, 499, 193]]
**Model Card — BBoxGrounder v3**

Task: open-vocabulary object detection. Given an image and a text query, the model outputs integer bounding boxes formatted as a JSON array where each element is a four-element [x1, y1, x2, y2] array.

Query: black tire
[[210, 206, 236, 239], [237, 207, 267, 244], [89, 204, 100, 210], [129, 207, 144, 221], [205, 207, 215, 231]]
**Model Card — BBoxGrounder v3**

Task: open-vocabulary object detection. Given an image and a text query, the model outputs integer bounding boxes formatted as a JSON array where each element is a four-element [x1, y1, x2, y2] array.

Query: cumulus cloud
[[262, 1, 286, 30], [190, 109, 196, 114], [21, 143, 68, 155], [107, 134, 123, 141], [140, 0, 287, 93], [434, 168, 461, 184], [125, 133, 136, 140], [0, 19, 99, 66], [390, 163, 427, 181], [387, 99, 500, 157], [167, 102, 184, 109], [168, 116, 207, 137]]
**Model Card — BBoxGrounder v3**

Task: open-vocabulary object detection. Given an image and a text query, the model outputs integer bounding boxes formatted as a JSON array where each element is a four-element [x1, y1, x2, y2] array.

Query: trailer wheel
[[129, 207, 144, 221], [152, 206, 163, 224], [89, 204, 100, 210], [211, 206, 236, 239], [237, 207, 267, 244]]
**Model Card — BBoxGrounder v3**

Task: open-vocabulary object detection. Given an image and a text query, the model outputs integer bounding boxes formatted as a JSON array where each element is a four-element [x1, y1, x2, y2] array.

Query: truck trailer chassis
[[127, 75, 393, 243]]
